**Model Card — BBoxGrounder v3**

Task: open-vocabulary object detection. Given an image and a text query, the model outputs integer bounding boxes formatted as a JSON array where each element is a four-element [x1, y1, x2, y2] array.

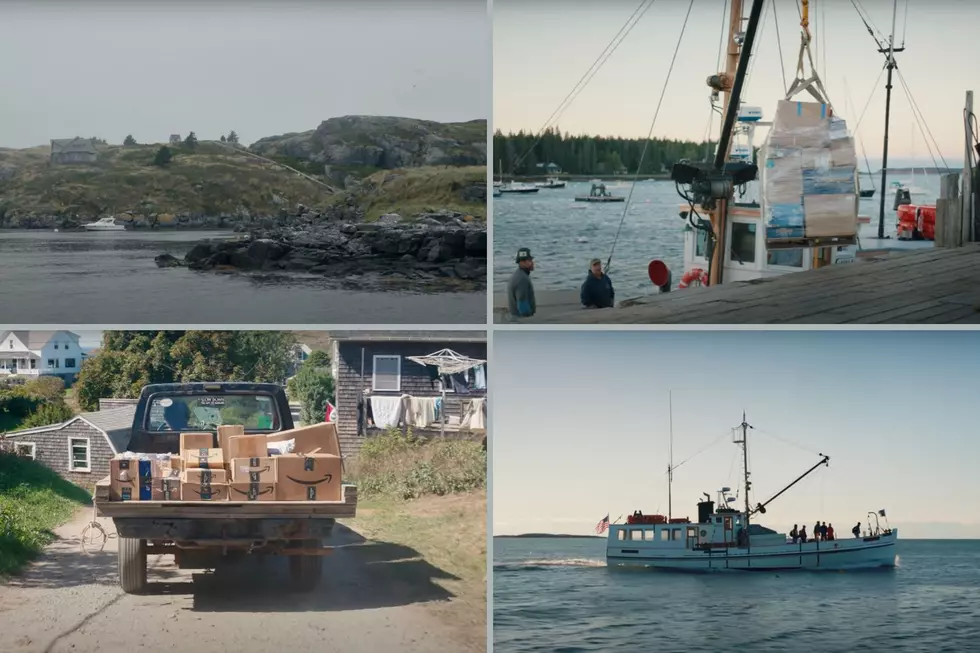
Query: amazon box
[[230, 457, 277, 483], [170, 454, 183, 473], [217, 424, 245, 455], [157, 477, 181, 501], [276, 454, 342, 501], [180, 482, 229, 502], [180, 432, 214, 451], [803, 194, 858, 238], [110, 456, 171, 501], [227, 434, 268, 461], [183, 468, 228, 484], [229, 482, 276, 502], [182, 447, 224, 469], [272, 422, 341, 457]]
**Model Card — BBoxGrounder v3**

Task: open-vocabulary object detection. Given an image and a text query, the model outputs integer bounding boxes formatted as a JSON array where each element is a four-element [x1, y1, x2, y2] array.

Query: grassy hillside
[[0, 453, 91, 577], [0, 142, 333, 222], [337, 166, 486, 222]]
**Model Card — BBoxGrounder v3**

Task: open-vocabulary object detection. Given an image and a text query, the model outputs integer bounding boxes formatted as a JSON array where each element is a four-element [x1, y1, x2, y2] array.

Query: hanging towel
[[451, 373, 470, 394], [461, 398, 486, 431], [434, 397, 443, 421], [370, 396, 403, 429], [474, 364, 487, 390], [407, 396, 437, 428]]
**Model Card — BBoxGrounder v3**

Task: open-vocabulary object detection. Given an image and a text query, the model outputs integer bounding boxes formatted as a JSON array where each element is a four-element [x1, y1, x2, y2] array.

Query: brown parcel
[[183, 468, 228, 484], [217, 424, 245, 456], [180, 432, 214, 451], [762, 154, 804, 204], [803, 194, 858, 238], [180, 482, 230, 501], [227, 434, 269, 460], [230, 457, 277, 483], [269, 422, 341, 457], [182, 447, 225, 469], [229, 482, 276, 502], [276, 454, 342, 501], [109, 457, 170, 501], [830, 138, 857, 167], [767, 100, 831, 149]]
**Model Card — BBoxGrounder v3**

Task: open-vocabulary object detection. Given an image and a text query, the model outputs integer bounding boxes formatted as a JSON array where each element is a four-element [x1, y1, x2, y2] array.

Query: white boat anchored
[[498, 181, 540, 194], [83, 216, 126, 231], [605, 412, 898, 571], [535, 176, 567, 189]]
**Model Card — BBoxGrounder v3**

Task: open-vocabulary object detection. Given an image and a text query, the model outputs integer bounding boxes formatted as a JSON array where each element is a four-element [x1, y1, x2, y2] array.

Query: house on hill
[[0, 330, 87, 382], [328, 331, 487, 457], [169, 134, 182, 145], [535, 162, 562, 174], [49, 137, 99, 165], [2, 404, 135, 486]]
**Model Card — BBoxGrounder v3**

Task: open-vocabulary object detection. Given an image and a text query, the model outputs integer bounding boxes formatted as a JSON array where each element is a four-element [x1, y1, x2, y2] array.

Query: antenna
[[668, 391, 674, 521], [732, 411, 753, 532]]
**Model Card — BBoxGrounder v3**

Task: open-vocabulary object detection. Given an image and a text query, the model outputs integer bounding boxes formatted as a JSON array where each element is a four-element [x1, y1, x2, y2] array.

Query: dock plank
[[517, 244, 980, 324]]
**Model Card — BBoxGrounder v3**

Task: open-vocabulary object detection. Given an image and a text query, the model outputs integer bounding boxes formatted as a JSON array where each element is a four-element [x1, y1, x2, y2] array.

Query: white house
[[0, 331, 87, 379]]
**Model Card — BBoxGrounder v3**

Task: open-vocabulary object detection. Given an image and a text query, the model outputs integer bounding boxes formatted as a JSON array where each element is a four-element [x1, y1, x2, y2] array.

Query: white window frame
[[13, 442, 36, 460], [372, 355, 402, 392], [68, 437, 91, 473]]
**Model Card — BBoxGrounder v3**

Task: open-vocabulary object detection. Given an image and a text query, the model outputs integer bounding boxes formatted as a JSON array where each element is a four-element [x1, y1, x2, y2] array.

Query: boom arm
[[752, 454, 830, 515]]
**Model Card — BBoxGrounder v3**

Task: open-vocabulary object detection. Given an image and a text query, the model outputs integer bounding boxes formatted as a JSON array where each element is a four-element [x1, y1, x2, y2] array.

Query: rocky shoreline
[[154, 208, 487, 292]]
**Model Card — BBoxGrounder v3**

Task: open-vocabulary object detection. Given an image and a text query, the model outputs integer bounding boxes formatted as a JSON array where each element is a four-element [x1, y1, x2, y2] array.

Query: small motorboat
[[535, 176, 566, 189], [575, 182, 625, 202], [498, 182, 540, 194], [859, 188, 875, 198], [83, 216, 126, 231]]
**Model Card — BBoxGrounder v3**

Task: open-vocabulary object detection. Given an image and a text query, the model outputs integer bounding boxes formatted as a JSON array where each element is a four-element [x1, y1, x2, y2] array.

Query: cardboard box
[[217, 424, 245, 455], [803, 194, 858, 238], [830, 138, 857, 167], [180, 432, 214, 451], [766, 226, 806, 240], [170, 454, 183, 473], [183, 468, 228, 484], [763, 157, 804, 204], [227, 434, 268, 461], [229, 482, 276, 502], [800, 148, 833, 171], [230, 457, 277, 483], [110, 456, 172, 501], [275, 454, 342, 501], [765, 203, 805, 228], [773, 100, 830, 130], [802, 166, 857, 195], [271, 422, 341, 457], [157, 477, 181, 501], [180, 482, 229, 501], [182, 447, 224, 469]]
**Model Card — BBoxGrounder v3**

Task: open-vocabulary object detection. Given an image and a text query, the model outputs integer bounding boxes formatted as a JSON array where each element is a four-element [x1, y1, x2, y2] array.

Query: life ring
[[679, 268, 708, 289]]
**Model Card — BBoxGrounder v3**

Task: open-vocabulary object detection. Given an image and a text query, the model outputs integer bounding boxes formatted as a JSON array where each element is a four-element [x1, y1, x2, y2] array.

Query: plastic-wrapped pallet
[[761, 100, 859, 243]]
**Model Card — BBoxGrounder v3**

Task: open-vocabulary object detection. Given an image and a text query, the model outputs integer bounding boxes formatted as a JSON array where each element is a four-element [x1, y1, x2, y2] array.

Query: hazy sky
[[494, 0, 972, 165], [493, 330, 980, 539], [0, 0, 489, 149]]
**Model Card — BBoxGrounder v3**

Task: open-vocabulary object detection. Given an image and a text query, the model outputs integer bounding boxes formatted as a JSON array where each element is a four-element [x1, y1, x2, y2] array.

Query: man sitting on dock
[[580, 258, 615, 309], [507, 247, 537, 318]]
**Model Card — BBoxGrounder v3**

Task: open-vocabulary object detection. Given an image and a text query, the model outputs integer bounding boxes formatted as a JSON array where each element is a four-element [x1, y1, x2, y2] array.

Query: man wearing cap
[[580, 258, 615, 309], [507, 247, 536, 318]]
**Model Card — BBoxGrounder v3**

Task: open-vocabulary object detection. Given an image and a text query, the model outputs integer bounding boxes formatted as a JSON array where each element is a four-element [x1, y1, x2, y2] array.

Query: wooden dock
[[505, 244, 980, 324]]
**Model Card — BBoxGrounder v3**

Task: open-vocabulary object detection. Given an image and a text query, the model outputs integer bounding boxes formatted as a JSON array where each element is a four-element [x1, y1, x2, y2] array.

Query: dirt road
[[0, 509, 483, 653]]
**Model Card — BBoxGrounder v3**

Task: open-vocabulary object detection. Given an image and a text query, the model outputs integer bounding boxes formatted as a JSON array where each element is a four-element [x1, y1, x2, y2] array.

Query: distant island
[[496, 533, 603, 539]]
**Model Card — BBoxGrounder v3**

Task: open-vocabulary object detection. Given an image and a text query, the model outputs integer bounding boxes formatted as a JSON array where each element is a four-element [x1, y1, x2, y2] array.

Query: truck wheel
[[118, 537, 147, 594], [288, 539, 322, 593]]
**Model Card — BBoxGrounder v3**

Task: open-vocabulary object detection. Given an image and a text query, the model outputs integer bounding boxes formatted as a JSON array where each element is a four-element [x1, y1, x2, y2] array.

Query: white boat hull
[[607, 530, 898, 571], [83, 225, 126, 231]]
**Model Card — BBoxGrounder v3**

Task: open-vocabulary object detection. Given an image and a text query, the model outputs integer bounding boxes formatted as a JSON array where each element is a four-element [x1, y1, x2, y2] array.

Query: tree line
[[493, 128, 716, 176]]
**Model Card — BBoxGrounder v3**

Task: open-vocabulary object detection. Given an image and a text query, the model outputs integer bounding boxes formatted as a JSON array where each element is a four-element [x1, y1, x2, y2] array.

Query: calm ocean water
[[0, 231, 484, 324], [492, 176, 940, 295], [493, 537, 980, 652]]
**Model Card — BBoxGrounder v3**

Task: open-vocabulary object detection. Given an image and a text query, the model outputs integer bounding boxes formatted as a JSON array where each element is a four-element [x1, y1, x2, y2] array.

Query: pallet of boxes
[[108, 423, 344, 503], [761, 99, 859, 247]]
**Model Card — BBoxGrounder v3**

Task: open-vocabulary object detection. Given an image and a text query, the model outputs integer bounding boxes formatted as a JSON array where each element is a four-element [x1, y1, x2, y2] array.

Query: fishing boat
[[83, 216, 126, 231], [498, 181, 539, 194], [575, 181, 624, 203], [535, 176, 566, 189], [605, 412, 898, 571]]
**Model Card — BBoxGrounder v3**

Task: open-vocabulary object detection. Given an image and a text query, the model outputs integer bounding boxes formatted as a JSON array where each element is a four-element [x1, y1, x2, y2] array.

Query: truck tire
[[118, 537, 147, 594], [288, 538, 322, 593]]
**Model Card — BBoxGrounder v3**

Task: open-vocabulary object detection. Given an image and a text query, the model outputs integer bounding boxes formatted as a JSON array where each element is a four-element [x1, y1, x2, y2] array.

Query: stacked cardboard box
[[761, 100, 859, 241], [110, 422, 344, 503]]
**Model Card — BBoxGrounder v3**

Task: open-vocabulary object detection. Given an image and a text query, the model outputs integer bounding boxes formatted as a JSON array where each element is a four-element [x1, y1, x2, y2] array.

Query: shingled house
[[1, 404, 134, 487], [49, 137, 99, 165], [328, 331, 487, 457]]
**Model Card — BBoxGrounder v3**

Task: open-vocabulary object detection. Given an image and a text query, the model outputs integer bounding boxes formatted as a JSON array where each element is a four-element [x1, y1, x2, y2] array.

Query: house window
[[47, 359, 58, 368], [54, 343, 59, 350], [65, 358, 76, 369], [372, 355, 401, 391], [13, 442, 36, 460], [30, 359, 37, 369], [730, 222, 757, 264], [68, 438, 90, 472], [7, 341, 12, 349]]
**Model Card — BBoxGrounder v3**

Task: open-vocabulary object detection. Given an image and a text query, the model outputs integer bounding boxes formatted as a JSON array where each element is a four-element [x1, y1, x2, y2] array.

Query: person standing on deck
[[580, 258, 615, 309], [827, 523, 835, 541], [852, 522, 862, 538], [789, 524, 799, 543], [508, 247, 536, 318], [799, 525, 808, 543]]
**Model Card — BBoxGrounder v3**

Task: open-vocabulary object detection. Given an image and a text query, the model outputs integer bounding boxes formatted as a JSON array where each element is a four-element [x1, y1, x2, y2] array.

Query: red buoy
[[648, 260, 670, 287]]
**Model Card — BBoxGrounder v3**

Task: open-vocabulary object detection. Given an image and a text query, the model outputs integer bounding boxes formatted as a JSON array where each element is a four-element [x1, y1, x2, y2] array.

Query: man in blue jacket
[[507, 247, 536, 318], [580, 258, 615, 309]]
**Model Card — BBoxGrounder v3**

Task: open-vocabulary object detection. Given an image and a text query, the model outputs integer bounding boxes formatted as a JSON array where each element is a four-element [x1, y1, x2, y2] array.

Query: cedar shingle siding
[[8, 420, 114, 487], [335, 340, 487, 456]]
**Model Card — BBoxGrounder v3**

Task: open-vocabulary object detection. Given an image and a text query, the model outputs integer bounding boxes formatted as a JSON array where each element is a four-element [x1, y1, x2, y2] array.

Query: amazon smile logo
[[284, 474, 333, 486]]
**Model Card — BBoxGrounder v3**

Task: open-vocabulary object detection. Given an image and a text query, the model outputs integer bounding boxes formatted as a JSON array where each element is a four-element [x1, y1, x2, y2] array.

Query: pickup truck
[[94, 382, 357, 594]]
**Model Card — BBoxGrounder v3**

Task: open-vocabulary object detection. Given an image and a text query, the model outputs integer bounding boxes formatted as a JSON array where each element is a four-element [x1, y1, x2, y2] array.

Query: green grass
[[337, 166, 486, 223], [0, 453, 92, 577]]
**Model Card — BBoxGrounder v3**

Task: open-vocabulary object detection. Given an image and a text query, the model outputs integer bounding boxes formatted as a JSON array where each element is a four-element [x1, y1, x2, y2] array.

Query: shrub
[[153, 146, 173, 167], [20, 401, 74, 429]]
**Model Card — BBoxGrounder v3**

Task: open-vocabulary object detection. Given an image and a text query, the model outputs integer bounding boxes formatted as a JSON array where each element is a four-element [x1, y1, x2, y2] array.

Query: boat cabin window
[[715, 517, 722, 524], [660, 529, 670, 541], [695, 228, 709, 259], [644, 530, 655, 541], [671, 529, 681, 541], [767, 248, 804, 268], [617, 530, 626, 541], [687, 527, 697, 538], [730, 222, 757, 264], [629, 529, 644, 541]]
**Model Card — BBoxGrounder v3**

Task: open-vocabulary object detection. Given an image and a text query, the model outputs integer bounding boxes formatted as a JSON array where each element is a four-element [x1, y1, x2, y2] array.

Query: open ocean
[[493, 536, 980, 652], [492, 175, 941, 296]]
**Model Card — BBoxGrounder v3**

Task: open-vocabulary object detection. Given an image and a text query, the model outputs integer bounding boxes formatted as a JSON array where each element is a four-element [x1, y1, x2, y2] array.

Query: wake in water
[[495, 558, 606, 571]]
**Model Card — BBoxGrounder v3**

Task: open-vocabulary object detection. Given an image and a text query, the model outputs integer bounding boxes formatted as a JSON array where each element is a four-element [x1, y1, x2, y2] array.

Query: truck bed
[[94, 476, 358, 519]]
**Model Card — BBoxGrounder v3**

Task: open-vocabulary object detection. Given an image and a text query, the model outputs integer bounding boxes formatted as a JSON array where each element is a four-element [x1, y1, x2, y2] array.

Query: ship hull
[[607, 531, 897, 571]]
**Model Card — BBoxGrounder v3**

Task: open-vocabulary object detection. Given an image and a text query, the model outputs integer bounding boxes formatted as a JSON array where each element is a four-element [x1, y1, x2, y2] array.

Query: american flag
[[595, 514, 610, 535]]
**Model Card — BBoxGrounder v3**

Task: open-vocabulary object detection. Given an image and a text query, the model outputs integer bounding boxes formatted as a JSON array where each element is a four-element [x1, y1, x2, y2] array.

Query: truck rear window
[[147, 394, 281, 432]]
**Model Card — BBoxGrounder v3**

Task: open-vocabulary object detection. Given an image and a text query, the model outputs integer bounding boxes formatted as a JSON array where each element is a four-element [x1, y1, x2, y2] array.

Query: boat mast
[[876, 0, 904, 238], [667, 390, 674, 521], [733, 412, 752, 528]]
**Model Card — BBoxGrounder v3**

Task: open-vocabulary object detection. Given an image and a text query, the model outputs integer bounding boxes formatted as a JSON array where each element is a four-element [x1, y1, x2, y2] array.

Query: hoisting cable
[[785, 0, 833, 109], [843, 76, 878, 188], [510, 0, 655, 172], [745, 0, 772, 92], [894, 65, 950, 171], [665, 427, 734, 475], [605, 0, 695, 274], [772, 0, 789, 93], [851, 63, 887, 134], [850, 0, 887, 48], [701, 0, 731, 159]]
